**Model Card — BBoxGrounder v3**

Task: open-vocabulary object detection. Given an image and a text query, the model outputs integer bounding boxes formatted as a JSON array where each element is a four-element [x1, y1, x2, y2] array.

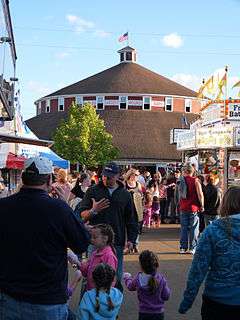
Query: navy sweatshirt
[[0, 187, 90, 304]]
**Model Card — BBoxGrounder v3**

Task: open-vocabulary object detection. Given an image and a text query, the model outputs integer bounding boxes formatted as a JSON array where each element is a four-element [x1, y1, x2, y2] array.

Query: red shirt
[[179, 176, 200, 213]]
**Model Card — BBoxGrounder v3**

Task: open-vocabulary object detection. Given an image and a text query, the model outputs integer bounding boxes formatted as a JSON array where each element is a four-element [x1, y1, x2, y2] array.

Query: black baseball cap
[[102, 162, 120, 177]]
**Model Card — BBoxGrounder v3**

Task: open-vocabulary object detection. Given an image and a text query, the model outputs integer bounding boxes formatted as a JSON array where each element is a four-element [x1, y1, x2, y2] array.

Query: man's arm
[[195, 179, 204, 209], [75, 187, 109, 222], [62, 204, 90, 254]]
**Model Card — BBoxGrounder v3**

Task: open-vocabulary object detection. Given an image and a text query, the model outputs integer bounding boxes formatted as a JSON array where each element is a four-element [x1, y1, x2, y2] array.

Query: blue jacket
[[76, 288, 123, 319], [179, 216, 240, 313]]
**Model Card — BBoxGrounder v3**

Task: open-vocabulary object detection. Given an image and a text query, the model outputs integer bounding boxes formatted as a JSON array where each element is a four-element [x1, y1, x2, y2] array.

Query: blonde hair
[[57, 169, 67, 184], [124, 169, 137, 181]]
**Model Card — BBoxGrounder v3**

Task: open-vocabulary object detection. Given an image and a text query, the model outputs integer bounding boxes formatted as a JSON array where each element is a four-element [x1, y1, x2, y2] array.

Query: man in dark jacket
[[204, 175, 222, 226], [0, 156, 90, 320], [77, 162, 138, 290]]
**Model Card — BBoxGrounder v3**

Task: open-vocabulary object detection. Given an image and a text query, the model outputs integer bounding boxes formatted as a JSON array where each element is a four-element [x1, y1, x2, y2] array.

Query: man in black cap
[[77, 161, 138, 290], [0, 156, 90, 320]]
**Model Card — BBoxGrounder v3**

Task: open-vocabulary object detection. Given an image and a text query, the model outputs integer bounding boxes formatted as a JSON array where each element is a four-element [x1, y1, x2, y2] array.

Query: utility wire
[[14, 26, 240, 39], [16, 43, 240, 56]]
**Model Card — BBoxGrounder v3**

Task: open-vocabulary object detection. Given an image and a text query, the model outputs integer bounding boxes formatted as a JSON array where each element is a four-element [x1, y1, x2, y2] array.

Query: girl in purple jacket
[[123, 250, 170, 320]]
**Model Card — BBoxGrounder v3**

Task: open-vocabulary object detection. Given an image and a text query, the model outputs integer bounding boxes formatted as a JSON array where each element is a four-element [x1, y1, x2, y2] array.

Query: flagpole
[[127, 30, 129, 46], [224, 66, 228, 120]]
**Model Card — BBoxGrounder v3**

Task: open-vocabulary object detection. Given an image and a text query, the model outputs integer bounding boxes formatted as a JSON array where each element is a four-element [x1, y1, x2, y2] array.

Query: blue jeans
[[204, 214, 219, 227], [180, 212, 199, 250], [0, 292, 68, 320]]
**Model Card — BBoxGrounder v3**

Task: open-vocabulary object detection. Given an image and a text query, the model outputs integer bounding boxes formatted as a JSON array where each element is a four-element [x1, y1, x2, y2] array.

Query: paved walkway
[[70, 225, 202, 320]]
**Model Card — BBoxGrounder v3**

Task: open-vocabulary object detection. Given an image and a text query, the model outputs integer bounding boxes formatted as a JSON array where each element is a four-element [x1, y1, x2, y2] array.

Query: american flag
[[118, 32, 128, 42]]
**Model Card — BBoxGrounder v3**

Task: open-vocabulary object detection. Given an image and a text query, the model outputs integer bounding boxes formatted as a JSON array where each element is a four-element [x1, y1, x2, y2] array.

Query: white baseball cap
[[24, 156, 53, 175]]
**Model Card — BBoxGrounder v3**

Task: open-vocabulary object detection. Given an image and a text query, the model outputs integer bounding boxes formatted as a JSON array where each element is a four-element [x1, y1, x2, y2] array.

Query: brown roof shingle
[[42, 62, 198, 99], [26, 110, 198, 162]]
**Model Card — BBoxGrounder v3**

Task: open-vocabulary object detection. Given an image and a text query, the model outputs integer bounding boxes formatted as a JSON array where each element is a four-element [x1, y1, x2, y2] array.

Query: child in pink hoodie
[[80, 224, 118, 290]]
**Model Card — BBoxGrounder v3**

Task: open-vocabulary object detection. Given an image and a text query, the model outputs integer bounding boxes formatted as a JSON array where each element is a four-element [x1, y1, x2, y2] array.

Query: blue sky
[[9, 0, 240, 119]]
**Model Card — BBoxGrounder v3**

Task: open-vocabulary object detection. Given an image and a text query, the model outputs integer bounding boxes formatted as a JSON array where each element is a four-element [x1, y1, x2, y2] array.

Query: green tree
[[53, 103, 119, 167]]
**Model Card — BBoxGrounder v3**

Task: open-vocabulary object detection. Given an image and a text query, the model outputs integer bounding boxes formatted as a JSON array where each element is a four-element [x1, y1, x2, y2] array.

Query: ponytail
[[107, 289, 115, 311], [148, 274, 159, 294]]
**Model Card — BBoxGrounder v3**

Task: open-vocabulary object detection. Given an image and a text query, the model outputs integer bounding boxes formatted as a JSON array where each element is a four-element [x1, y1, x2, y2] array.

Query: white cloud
[[66, 14, 110, 38], [27, 81, 51, 96], [162, 33, 183, 48], [171, 73, 202, 91], [66, 14, 94, 33]]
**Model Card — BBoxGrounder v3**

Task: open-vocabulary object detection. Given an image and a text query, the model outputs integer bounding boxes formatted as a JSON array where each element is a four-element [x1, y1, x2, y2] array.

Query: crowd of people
[[0, 156, 240, 320]]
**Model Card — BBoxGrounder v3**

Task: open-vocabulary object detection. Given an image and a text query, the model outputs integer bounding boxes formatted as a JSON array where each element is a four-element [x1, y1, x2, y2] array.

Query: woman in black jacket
[[204, 175, 222, 227]]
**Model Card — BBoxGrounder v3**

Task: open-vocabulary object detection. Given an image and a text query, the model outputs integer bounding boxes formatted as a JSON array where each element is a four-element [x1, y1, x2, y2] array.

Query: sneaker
[[189, 249, 196, 255], [179, 249, 187, 254]]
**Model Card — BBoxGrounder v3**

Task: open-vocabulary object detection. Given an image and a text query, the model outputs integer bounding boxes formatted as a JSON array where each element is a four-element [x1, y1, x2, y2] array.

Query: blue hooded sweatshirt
[[179, 216, 240, 314], [76, 287, 123, 320]]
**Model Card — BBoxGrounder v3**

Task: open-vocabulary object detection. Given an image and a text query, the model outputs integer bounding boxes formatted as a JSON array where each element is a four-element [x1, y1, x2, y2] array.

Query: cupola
[[118, 46, 137, 63]]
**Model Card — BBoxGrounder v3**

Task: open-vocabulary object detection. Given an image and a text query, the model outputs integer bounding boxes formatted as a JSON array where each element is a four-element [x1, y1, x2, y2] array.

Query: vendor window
[[165, 97, 173, 112]]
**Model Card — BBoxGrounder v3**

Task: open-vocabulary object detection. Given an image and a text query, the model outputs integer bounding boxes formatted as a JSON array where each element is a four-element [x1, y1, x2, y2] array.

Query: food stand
[[176, 99, 240, 190]]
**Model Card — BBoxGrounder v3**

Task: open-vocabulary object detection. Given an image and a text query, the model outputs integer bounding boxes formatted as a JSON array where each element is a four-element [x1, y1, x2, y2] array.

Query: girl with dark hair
[[79, 224, 118, 290], [69, 173, 91, 210], [123, 250, 170, 320], [179, 187, 240, 320], [77, 263, 123, 319]]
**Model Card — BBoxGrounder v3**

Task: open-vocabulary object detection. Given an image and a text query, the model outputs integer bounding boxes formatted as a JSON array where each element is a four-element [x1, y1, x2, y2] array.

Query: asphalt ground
[[69, 224, 202, 320]]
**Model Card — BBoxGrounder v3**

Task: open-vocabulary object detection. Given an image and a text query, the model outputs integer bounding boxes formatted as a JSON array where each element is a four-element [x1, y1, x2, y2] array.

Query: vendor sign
[[196, 126, 234, 148], [201, 103, 224, 125], [228, 103, 240, 120], [177, 129, 196, 150]]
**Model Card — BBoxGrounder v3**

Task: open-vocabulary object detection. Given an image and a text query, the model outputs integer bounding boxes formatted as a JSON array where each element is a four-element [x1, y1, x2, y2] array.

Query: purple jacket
[[124, 272, 170, 314]]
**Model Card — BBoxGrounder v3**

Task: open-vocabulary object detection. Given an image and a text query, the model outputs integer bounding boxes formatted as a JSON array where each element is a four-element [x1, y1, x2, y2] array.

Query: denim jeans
[[0, 292, 68, 320], [204, 214, 219, 227], [180, 212, 199, 250]]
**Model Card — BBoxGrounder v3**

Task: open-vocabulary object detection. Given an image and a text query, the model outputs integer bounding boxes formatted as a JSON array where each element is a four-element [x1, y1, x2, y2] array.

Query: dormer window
[[46, 99, 50, 113], [143, 97, 151, 110], [118, 46, 137, 63], [185, 99, 192, 113], [96, 96, 104, 110], [165, 97, 173, 112], [126, 52, 132, 61], [58, 97, 64, 111], [76, 96, 83, 106], [119, 96, 128, 109]]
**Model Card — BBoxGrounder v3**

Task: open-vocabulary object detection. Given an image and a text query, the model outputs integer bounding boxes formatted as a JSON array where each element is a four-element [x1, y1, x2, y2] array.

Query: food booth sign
[[201, 103, 225, 125], [196, 126, 234, 148], [177, 130, 196, 150], [228, 103, 240, 120], [170, 128, 190, 144]]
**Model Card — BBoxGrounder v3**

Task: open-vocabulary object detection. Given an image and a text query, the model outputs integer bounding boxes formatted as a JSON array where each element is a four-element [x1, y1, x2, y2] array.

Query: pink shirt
[[80, 245, 118, 290]]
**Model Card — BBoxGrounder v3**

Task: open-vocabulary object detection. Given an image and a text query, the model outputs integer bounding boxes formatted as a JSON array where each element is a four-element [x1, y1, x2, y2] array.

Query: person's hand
[[123, 272, 132, 280], [127, 241, 133, 251], [52, 185, 67, 201], [67, 249, 81, 267], [91, 198, 110, 212]]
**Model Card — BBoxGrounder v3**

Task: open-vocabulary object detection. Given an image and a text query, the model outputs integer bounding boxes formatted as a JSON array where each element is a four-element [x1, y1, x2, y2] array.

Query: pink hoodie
[[80, 245, 118, 290]]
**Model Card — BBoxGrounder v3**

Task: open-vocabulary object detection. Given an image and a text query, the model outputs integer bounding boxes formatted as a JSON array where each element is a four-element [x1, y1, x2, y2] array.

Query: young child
[[123, 250, 170, 320], [143, 192, 152, 228], [79, 224, 118, 290], [77, 263, 123, 319], [152, 196, 161, 228]]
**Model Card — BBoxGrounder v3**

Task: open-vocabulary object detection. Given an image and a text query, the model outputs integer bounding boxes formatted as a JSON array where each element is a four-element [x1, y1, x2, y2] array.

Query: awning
[[6, 152, 26, 170], [0, 133, 53, 147], [39, 150, 70, 169]]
